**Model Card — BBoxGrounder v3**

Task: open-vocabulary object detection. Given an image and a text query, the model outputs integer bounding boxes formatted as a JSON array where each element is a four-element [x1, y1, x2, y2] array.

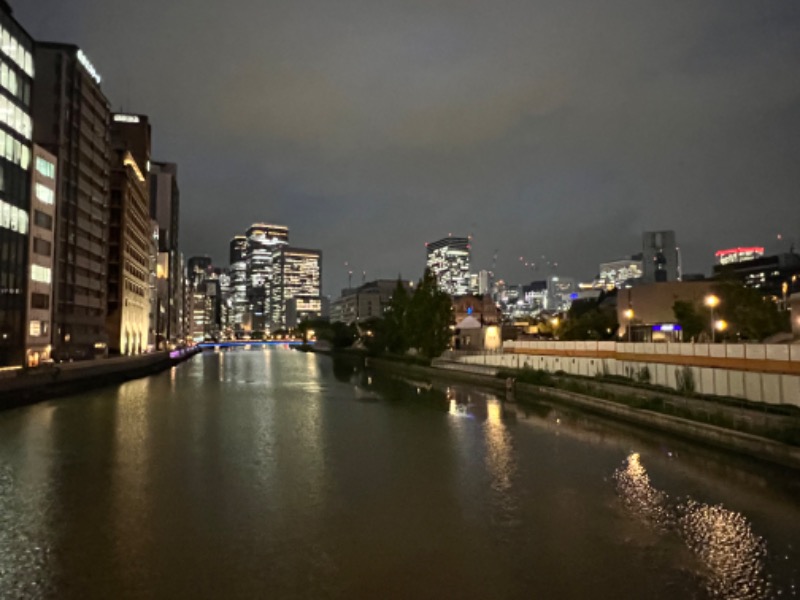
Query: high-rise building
[[229, 235, 248, 331], [0, 5, 34, 367], [149, 162, 180, 345], [642, 230, 679, 283], [273, 246, 322, 328], [33, 43, 111, 360], [25, 145, 57, 366], [107, 113, 152, 355], [426, 236, 471, 295], [245, 223, 288, 332]]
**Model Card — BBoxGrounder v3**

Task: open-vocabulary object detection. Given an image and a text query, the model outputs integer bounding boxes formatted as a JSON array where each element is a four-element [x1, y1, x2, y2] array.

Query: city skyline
[[15, 0, 800, 294]]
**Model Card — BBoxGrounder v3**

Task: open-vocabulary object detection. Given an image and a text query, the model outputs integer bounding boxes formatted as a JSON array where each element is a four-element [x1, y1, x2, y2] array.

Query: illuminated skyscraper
[[245, 223, 288, 332], [229, 235, 248, 331], [274, 247, 322, 328], [426, 236, 471, 295], [0, 5, 34, 366]]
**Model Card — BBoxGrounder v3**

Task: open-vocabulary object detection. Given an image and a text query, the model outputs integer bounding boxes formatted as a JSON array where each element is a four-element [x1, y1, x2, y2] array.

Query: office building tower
[[25, 145, 56, 366], [33, 43, 111, 360], [245, 223, 288, 332], [426, 236, 471, 295], [229, 235, 248, 331], [273, 246, 322, 328], [642, 230, 679, 283], [0, 5, 34, 366], [107, 113, 152, 355], [186, 256, 217, 342]]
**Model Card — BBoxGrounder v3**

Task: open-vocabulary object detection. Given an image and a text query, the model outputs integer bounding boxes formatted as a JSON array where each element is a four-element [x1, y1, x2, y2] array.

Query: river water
[[0, 346, 797, 599]]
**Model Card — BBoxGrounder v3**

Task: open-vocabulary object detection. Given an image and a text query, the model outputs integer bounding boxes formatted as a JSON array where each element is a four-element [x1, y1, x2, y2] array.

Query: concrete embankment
[[0, 348, 200, 409], [366, 356, 800, 471]]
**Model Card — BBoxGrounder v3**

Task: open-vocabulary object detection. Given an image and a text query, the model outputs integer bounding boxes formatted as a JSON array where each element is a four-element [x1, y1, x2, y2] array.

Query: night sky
[[15, 0, 800, 295]]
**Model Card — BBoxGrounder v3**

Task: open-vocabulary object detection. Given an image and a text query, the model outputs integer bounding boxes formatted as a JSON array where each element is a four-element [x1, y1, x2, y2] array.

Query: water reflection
[[614, 453, 773, 599], [0, 406, 57, 597]]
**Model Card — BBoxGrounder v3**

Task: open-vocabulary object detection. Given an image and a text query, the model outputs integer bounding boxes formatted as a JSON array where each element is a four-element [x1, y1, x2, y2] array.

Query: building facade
[[330, 279, 412, 325], [33, 43, 111, 360], [229, 234, 248, 332], [149, 161, 181, 346], [273, 246, 322, 329], [426, 236, 471, 296], [25, 145, 56, 366], [245, 223, 288, 332], [598, 258, 643, 289], [107, 114, 152, 355], [0, 5, 34, 367], [642, 230, 680, 283]]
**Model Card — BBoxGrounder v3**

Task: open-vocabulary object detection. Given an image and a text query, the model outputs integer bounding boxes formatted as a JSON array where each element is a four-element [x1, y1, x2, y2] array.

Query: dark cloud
[[15, 0, 800, 294]]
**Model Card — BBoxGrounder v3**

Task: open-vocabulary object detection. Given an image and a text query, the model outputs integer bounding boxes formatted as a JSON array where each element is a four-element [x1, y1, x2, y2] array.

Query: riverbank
[[0, 347, 201, 410], [349, 353, 800, 470]]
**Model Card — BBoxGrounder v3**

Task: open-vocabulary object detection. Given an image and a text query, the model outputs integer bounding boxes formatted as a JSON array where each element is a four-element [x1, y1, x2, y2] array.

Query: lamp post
[[714, 319, 727, 340], [623, 308, 634, 342], [704, 294, 720, 343]]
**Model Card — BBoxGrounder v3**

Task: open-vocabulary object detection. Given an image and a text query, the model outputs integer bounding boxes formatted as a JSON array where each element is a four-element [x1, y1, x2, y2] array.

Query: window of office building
[[35, 156, 55, 179], [31, 293, 49, 309], [33, 237, 51, 256], [34, 210, 52, 230], [31, 265, 51, 284], [35, 182, 53, 204]]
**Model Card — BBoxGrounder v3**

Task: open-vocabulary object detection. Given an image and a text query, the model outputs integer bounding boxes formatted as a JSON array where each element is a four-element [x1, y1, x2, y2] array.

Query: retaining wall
[[458, 341, 800, 407]]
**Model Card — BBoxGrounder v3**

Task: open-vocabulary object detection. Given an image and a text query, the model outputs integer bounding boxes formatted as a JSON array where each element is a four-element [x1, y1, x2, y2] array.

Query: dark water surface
[[0, 347, 798, 599]]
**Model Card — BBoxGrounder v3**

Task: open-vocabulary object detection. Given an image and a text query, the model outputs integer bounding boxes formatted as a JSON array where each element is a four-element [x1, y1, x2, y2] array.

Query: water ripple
[[614, 453, 775, 600]]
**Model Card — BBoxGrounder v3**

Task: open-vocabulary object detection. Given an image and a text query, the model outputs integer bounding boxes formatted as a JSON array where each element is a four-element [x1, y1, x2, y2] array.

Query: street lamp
[[623, 308, 634, 342], [714, 320, 727, 336], [704, 294, 720, 343]]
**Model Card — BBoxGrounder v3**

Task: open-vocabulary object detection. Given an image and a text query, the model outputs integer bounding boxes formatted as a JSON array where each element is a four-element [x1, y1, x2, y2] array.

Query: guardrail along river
[[0, 346, 797, 598]]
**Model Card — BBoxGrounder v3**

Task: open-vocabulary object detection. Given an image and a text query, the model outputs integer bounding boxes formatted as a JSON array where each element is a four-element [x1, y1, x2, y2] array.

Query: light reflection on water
[[1, 349, 798, 598], [615, 453, 773, 599]]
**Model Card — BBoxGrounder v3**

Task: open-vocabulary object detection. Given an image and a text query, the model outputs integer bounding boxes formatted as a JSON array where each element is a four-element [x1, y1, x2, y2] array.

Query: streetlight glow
[[623, 308, 634, 342], [705, 294, 720, 342]]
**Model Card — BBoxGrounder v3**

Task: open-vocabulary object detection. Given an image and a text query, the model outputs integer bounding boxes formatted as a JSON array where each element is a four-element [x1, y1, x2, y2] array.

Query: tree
[[406, 268, 453, 358], [316, 321, 358, 349], [560, 307, 618, 340], [560, 295, 618, 341], [672, 300, 705, 342], [713, 281, 789, 341], [384, 279, 411, 354]]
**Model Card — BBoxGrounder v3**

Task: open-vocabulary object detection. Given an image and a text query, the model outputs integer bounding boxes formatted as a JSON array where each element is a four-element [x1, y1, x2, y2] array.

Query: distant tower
[[425, 236, 471, 295], [642, 231, 679, 283]]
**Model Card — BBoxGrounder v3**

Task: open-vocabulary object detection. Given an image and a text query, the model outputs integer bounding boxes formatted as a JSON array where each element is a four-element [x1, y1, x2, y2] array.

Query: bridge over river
[[0, 346, 797, 598]]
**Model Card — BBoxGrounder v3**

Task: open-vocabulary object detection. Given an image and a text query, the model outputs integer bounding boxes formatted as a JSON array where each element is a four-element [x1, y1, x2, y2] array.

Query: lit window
[[35, 183, 54, 205], [29, 320, 41, 336], [31, 265, 51, 284], [35, 156, 55, 178]]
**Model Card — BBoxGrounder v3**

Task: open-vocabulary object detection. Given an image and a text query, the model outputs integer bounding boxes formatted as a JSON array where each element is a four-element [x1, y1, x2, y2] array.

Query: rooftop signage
[[76, 49, 102, 84], [113, 114, 140, 124], [715, 247, 764, 257]]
